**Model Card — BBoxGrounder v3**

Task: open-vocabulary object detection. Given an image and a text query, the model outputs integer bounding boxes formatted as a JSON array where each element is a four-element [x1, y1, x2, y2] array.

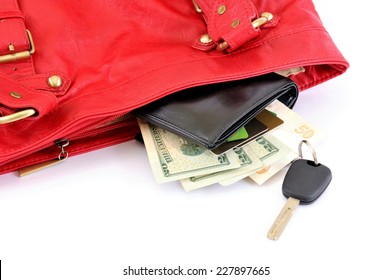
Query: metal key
[[267, 140, 332, 240]]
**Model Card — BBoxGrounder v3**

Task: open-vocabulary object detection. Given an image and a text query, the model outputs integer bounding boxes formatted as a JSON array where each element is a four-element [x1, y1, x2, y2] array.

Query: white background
[[1, 0, 391, 279]]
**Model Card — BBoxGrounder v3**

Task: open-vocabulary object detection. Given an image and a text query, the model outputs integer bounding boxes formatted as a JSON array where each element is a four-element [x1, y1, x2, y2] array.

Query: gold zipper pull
[[19, 139, 70, 177]]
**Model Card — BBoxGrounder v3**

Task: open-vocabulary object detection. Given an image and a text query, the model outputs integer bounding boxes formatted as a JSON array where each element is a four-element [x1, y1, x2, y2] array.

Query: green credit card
[[226, 127, 249, 142]]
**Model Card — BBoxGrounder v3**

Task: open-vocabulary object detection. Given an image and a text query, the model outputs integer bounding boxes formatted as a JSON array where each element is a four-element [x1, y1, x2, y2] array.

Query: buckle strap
[[193, 0, 274, 52], [0, 10, 24, 19], [0, 29, 35, 64], [0, 73, 57, 124], [0, 0, 30, 54], [0, 0, 35, 77]]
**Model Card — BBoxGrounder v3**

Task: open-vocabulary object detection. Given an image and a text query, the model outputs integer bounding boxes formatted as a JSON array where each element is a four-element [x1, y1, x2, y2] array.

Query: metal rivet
[[192, 0, 202, 13], [47, 75, 63, 88], [10, 92, 22, 99], [261, 12, 274, 21], [8, 43, 15, 52], [200, 34, 212, 44], [252, 12, 274, 28], [231, 19, 240, 28], [217, 5, 226, 15]]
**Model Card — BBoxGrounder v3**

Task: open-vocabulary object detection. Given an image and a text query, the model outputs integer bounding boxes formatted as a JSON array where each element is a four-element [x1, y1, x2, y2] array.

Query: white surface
[[1, 1, 391, 279]]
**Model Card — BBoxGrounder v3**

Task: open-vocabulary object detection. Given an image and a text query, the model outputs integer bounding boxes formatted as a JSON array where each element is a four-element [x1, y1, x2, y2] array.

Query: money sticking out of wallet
[[132, 73, 325, 190], [210, 109, 283, 155]]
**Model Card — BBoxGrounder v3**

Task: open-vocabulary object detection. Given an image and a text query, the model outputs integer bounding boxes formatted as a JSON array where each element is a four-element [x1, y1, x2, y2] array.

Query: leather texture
[[195, 0, 260, 51], [133, 73, 298, 149], [0, 0, 349, 175]]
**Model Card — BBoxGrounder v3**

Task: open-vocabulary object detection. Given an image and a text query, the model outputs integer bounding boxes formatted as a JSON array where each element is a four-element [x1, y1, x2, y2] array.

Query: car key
[[267, 140, 332, 240]]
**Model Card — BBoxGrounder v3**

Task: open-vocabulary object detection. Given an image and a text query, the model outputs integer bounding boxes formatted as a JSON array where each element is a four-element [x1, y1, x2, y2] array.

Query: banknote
[[137, 119, 241, 183], [180, 145, 262, 191], [265, 100, 325, 151], [248, 100, 325, 185], [248, 152, 298, 185], [219, 134, 292, 186]]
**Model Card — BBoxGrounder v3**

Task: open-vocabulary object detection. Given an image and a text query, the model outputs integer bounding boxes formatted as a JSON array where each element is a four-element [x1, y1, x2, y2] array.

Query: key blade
[[267, 197, 300, 240]]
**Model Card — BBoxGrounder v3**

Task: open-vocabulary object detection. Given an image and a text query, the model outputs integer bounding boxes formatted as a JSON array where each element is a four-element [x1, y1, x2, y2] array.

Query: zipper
[[15, 113, 136, 176], [18, 139, 70, 176]]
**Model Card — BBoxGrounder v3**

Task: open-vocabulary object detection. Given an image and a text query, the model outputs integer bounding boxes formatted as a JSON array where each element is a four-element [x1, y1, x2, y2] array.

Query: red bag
[[0, 0, 348, 175]]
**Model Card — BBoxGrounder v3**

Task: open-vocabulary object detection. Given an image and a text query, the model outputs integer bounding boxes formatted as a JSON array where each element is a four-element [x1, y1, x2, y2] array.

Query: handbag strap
[[0, 0, 36, 77], [192, 0, 274, 52], [0, 0, 67, 125], [0, 73, 58, 124]]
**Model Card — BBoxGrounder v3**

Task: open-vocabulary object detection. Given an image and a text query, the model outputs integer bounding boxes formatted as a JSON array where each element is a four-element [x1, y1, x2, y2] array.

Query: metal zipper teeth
[[64, 112, 136, 141], [1, 113, 136, 167]]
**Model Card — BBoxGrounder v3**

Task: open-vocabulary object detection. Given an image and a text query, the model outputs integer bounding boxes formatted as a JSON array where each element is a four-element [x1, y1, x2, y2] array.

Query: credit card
[[210, 110, 284, 155], [255, 109, 284, 131], [226, 127, 249, 142]]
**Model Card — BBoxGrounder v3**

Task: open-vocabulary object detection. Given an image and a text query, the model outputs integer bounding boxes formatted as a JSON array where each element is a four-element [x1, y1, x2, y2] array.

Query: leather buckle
[[0, 29, 35, 64], [216, 12, 274, 52]]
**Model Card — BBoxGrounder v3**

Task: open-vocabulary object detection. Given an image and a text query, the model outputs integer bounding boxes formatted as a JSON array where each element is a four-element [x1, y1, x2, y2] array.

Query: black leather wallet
[[133, 73, 298, 149]]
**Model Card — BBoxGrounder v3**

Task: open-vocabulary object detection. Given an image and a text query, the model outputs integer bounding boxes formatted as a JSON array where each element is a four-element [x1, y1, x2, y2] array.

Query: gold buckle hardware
[[216, 12, 274, 51], [252, 12, 274, 28], [192, 0, 202, 13], [0, 29, 35, 64], [192, 0, 274, 52], [0, 108, 36, 125]]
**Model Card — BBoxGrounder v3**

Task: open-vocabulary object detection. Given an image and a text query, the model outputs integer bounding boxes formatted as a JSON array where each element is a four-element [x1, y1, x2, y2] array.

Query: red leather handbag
[[0, 0, 348, 175]]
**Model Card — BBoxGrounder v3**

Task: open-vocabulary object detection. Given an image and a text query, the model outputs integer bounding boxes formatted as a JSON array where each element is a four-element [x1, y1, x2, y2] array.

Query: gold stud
[[47, 75, 63, 88], [231, 19, 240, 28], [8, 43, 15, 52], [10, 92, 22, 99], [217, 5, 226, 15], [200, 34, 212, 44], [252, 12, 274, 28], [192, 0, 202, 13]]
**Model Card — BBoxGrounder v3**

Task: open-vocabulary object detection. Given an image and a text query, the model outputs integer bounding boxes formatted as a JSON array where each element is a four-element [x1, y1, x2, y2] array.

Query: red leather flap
[[0, 74, 57, 117]]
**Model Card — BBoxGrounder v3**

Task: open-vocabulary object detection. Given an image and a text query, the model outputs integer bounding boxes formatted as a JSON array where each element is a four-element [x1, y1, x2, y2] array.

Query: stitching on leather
[[209, 0, 222, 40], [211, 0, 258, 50], [18, 72, 70, 93], [27, 27, 346, 125], [242, 0, 258, 42], [0, 74, 58, 109], [231, 27, 328, 54], [0, 11, 24, 19], [1, 128, 136, 171]]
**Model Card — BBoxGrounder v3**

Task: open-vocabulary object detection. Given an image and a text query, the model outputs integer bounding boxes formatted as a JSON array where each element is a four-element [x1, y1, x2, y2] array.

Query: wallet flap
[[133, 73, 298, 149]]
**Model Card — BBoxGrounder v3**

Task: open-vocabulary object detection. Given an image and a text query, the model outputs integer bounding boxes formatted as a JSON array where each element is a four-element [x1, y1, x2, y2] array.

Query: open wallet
[[133, 73, 298, 150], [0, 0, 349, 176]]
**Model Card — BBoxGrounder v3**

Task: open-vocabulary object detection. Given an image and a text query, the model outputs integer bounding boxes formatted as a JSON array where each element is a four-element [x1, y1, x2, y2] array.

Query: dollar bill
[[265, 100, 325, 151], [137, 119, 241, 183], [180, 145, 262, 191], [248, 153, 298, 186], [248, 100, 325, 185], [219, 134, 292, 186]]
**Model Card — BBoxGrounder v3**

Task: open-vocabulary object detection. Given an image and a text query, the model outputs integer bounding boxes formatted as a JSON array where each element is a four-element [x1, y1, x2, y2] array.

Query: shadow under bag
[[0, 0, 349, 175]]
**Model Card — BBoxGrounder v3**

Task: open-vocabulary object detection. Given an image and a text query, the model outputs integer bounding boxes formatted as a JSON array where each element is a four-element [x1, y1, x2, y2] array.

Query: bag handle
[[0, 0, 70, 124], [0, 108, 36, 125], [192, 0, 274, 52]]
